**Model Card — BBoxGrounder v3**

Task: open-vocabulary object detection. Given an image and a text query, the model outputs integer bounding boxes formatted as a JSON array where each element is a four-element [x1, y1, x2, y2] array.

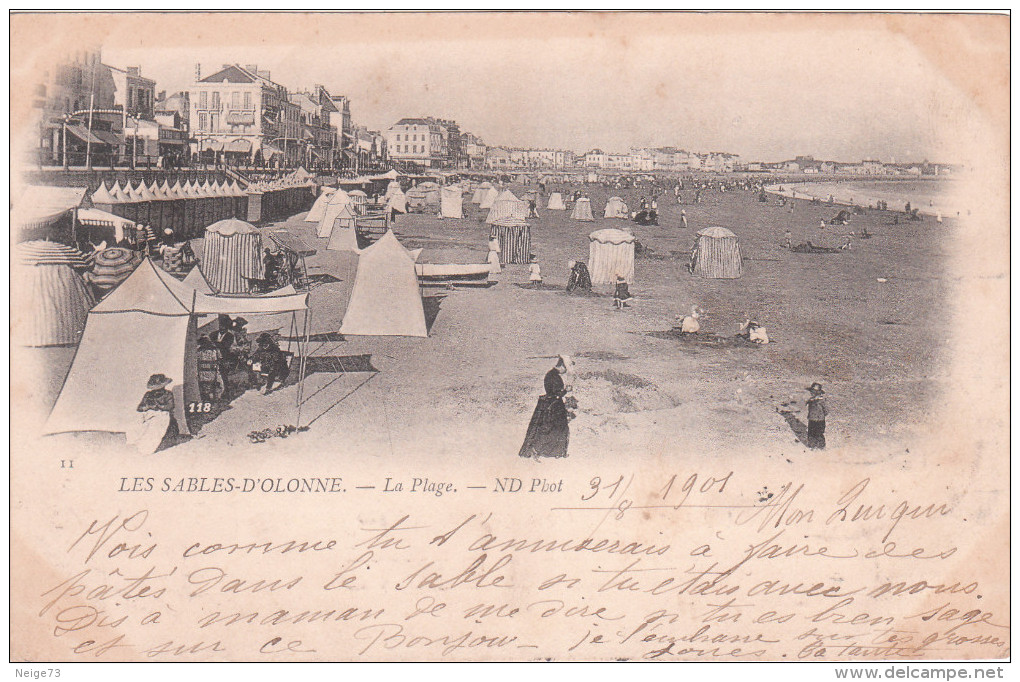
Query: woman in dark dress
[[519, 355, 574, 459]]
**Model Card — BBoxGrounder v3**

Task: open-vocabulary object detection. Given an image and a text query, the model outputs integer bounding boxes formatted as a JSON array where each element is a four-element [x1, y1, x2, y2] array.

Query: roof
[[697, 226, 738, 239], [590, 228, 636, 244], [12, 185, 87, 227], [206, 219, 259, 236], [199, 64, 258, 84]]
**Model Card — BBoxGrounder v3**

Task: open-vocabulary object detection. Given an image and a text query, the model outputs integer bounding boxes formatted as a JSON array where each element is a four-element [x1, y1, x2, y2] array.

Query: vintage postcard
[[9, 12, 1010, 665]]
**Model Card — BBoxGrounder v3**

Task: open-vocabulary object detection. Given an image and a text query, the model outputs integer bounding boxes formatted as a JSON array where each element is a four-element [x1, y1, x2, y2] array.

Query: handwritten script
[[16, 469, 1008, 661]]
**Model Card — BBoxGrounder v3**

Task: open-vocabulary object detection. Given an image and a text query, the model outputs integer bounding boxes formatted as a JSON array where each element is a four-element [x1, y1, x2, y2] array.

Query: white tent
[[571, 197, 595, 221], [388, 189, 407, 214], [44, 259, 309, 437], [326, 204, 360, 252], [317, 189, 352, 238], [440, 186, 463, 219], [603, 196, 629, 219], [305, 187, 337, 222], [589, 228, 636, 284], [485, 189, 529, 224], [478, 186, 500, 210], [340, 231, 427, 337], [547, 192, 566, 210]]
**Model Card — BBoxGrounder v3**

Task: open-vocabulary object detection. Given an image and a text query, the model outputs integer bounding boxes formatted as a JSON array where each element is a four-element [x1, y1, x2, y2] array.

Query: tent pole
[[295, 307, 311, 428]]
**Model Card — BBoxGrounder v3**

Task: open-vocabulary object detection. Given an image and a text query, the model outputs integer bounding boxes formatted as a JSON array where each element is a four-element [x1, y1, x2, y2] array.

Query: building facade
[[189, 63, 304, 166], [386, 117, 445, 168]]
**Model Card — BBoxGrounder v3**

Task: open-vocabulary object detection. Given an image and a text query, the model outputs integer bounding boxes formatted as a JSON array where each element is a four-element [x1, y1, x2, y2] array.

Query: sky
[[16, 12, 1005, 164]]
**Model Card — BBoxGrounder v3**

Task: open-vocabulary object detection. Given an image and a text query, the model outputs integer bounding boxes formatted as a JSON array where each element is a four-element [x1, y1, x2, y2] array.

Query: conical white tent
[[478, 186, 499, 210], [547, 192, 566, 210], [317, 189, 352, 238], [603, 196, 629, 219], [440, 186, 463, 219], [588, 228, 636, 284], [485, 189, 528, 224], [340, 231, 427, 337], [326, 204, 360, 252], [306, 187, 336, 222], [571, 197, 595, 221]]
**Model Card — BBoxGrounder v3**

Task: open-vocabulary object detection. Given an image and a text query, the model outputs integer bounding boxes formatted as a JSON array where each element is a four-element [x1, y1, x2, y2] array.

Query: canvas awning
[[11, 185, 87, 228], [201, 139, 224, 152], [226, 112, 256, 126], [65, 124, 112, 146], [225, 138, 253, 153]]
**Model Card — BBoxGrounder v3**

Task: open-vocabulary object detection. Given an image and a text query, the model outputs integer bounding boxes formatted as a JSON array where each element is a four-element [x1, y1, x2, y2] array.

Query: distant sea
[[766, 179, 961, 217]]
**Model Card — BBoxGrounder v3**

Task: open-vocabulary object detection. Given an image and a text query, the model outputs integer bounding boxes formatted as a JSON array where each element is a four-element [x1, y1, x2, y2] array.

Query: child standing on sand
[[528, 256, 543, 288], [613, 274, 633, 310]]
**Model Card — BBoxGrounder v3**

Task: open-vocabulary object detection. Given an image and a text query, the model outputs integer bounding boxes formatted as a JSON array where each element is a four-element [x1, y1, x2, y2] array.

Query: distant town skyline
[[17, 13, 1003, 165]]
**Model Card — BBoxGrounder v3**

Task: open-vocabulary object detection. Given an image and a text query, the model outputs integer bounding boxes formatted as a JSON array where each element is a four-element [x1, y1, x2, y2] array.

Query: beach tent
[[340, 230, 427, 337], [440, 186, 464, 219], [588, 228, 636, 284], [78, 207, 137, 245], [326, 204, 360, 252], [387, 188, 407, 214], [44, 259, 309, 437], [485, 190, 528, 224], [490, 217, 532, 265], [384, 181, 402, 199], [348, 190, 369, 214], [200, 219, 265, 294], [547, 192, 566, 210], [478, 186, 499, 210], [472, 181, 493, 204], [570, 197, 595, 221], [691, 226, 743, 279], [603, 196, 629, 219], [13, 241, 94, 346], [305, 187, 336, 222], [317, 189, 352, 238]]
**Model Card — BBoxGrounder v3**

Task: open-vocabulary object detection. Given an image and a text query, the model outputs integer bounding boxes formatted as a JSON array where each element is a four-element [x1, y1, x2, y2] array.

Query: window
[[198, 112, 207, 131], [199, 91, 208, 109], [244, 91, 252, 109], [231, 91, 239, 108], [211, 91, 220, 108], [210, 113, 219, 131]]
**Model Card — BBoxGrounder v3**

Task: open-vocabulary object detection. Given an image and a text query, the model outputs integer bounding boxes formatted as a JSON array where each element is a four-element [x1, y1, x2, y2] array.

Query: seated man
[[249, 333, 290, 395]]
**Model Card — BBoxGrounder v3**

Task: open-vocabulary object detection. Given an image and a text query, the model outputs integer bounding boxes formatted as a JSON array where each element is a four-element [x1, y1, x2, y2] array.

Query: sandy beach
[[767, 178, 963, 217], [17, 179, 955, 467]]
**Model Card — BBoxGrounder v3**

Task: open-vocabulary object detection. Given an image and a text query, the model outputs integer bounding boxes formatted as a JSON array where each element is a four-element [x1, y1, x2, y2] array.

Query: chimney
[[257, 69, 271, 81], [244, 64, 258, 74], [195, 63, 201, 81], [127, 66, 140, 76]]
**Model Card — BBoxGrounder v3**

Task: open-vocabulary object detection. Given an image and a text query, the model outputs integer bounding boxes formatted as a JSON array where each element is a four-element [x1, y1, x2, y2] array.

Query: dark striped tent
[[13, 241, 94, 346], [200, 219, 265, 294], [691, 226, 743, 279], [490, 217, 531, 265]]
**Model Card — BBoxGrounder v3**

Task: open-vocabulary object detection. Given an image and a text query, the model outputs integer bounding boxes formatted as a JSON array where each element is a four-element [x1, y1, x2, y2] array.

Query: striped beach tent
[[13, 241, 94, 346], [200, 219, 265, 293], [588, 228, 635, 284], [485, 190, 528, 224], [691, 226, 743, 279], [490, 217, 531, 265]]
